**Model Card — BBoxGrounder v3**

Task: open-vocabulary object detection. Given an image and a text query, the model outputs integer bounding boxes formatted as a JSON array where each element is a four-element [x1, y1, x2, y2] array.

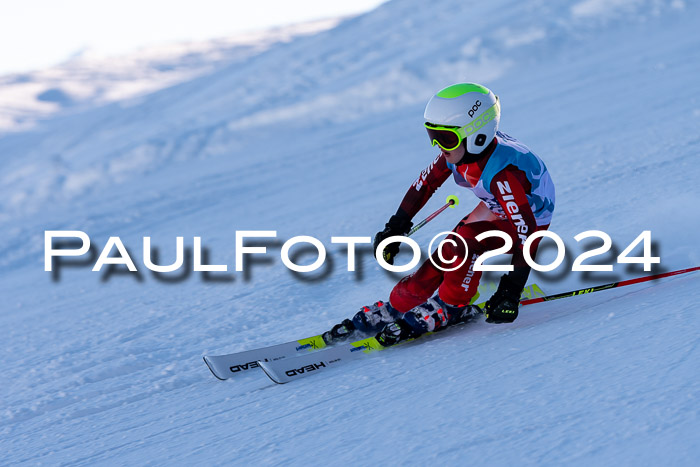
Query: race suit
[[389, 131, 555, 312]]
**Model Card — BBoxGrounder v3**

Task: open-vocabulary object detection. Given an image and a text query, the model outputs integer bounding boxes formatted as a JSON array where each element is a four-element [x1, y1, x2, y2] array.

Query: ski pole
[[407, 195, 459, 237], [520, 265, 700, 306]]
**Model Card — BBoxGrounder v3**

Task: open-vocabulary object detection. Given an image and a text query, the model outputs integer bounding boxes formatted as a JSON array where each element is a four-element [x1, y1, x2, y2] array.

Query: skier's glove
[[373, 213, 413, 265], [483, 276, 522, 324]]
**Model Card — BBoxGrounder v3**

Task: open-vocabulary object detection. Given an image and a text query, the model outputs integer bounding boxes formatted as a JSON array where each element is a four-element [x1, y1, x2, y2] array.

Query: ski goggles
[[424, 123, 468, 152]]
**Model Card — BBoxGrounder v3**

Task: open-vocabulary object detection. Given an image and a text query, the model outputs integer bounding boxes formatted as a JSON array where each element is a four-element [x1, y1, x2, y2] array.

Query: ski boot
[[375, 297, 482, 347], [323, 301, 399, 345]]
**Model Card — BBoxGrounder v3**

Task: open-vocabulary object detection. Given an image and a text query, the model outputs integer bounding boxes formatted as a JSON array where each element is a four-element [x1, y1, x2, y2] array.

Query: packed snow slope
[[1, 0, 699, 465]]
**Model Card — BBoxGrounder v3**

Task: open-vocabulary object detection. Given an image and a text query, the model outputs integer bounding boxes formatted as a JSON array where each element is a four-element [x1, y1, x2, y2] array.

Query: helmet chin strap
[[455, 137, 497, 165]]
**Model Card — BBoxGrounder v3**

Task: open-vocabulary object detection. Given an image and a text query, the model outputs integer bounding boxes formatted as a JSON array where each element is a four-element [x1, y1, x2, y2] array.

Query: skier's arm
[[374, 154, 452, 264], [395, 153, 452, 220], [490, 166, 539, 295], [482, 166, 540, 323]]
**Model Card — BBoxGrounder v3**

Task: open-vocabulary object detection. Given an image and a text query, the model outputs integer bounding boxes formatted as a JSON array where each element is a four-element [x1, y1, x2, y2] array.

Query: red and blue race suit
[[389, 131, 555, 311]]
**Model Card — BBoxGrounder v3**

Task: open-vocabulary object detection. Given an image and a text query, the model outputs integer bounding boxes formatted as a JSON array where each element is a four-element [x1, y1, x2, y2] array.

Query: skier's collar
[[455, 137, 497, 166]]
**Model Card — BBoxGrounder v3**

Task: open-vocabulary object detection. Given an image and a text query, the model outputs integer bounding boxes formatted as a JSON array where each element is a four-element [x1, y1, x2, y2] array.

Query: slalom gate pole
[[407, 195, 459, 237], [520, 266, 700, 306]]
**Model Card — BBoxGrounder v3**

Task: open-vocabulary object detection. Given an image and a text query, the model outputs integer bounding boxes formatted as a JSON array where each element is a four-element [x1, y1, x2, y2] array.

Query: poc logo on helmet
[[468, 100, 482, 118]]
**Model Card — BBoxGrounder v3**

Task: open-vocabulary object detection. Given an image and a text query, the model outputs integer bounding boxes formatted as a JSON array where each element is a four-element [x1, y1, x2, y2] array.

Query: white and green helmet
[[424, 83, 500, 154]]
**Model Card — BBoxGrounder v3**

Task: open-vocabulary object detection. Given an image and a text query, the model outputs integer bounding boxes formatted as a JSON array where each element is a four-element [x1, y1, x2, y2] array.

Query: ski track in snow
[[1, 0, 699, 464]]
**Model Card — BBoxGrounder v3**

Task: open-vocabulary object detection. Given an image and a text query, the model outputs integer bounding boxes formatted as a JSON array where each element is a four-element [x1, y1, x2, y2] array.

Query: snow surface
[[1, 0, 699, 465], [0, 18, 341, 134]]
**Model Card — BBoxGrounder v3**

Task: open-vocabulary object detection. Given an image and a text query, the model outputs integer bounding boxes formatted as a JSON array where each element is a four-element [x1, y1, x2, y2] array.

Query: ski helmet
[[424, 83, 500, 155]]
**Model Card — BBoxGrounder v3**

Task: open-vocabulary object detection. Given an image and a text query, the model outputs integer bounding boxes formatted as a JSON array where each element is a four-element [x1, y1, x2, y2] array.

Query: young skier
[[323, 83, 555, 347]]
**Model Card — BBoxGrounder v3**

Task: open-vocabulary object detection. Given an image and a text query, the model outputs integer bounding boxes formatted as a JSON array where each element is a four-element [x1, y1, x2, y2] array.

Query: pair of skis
[[204, 318, 477, 384], [203, 334, 329, 381], [204, 332, 389, 384], [203, 266, 700, 384]]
